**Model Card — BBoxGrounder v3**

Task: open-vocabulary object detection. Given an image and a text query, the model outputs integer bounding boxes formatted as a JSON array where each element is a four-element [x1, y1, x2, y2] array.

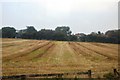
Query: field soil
[[2, 38, 119, 78]]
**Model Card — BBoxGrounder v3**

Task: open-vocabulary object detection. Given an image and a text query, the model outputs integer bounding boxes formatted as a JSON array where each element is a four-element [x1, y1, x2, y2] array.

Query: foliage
[[55, 26, 72, 36], [103, 72, 115, 80], [17, 26, 37, 39], [79, 30, 119, 44], [1, 27, 16, 38], [69, 35, 78, 41], [1, 26, 120, 44]]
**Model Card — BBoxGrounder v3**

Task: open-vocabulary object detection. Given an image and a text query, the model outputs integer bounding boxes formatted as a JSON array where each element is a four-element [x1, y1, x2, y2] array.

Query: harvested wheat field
[[2, 38, 119, 78]]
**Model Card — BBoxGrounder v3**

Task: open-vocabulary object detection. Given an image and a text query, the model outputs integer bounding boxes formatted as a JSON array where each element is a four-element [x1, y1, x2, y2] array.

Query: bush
[[103, 72, 115, 80]]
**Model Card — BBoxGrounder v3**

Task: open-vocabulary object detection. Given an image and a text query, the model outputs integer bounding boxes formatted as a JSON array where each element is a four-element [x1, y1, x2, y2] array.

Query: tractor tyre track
[[69, 42, 95, 58], [76, 43, 117, 60], [90, 43, 118, 50], [69, 42, 94, 57], [3, 41, 51, 62], [31, 42, 55, 60]]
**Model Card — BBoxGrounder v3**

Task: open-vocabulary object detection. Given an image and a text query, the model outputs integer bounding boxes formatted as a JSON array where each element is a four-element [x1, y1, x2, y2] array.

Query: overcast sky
[[1, 0, 119, 34]]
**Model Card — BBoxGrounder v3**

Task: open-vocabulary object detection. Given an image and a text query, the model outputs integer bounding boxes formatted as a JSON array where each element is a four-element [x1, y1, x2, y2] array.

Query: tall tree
[[17, 26, 37, 39], [38, 29, 55, 40], [55, 26, 72, 36], [2, 27, 16, 38]]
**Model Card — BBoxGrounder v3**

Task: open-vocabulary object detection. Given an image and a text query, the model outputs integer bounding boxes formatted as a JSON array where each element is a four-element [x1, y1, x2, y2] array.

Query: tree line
[[0, 26, 120, 44]]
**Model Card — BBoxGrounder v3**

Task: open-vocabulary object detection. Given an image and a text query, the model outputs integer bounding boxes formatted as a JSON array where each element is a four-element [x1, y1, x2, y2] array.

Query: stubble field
[[2, 38, 119, 78]]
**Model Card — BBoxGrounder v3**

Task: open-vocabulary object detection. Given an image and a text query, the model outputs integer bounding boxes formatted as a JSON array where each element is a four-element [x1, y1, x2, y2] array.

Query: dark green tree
[[55, 26, 72, 36], [37, 29, 55, 40], [53, 32, 67, 41], [69, 35, 77, 41], [17, 26, 37, 39], [105, 29, 120, 43], [2, 27, 16, 38]]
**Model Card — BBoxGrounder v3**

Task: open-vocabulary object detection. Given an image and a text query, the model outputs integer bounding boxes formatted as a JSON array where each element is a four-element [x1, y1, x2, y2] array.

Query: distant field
[[2, 38, 119, 78]]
